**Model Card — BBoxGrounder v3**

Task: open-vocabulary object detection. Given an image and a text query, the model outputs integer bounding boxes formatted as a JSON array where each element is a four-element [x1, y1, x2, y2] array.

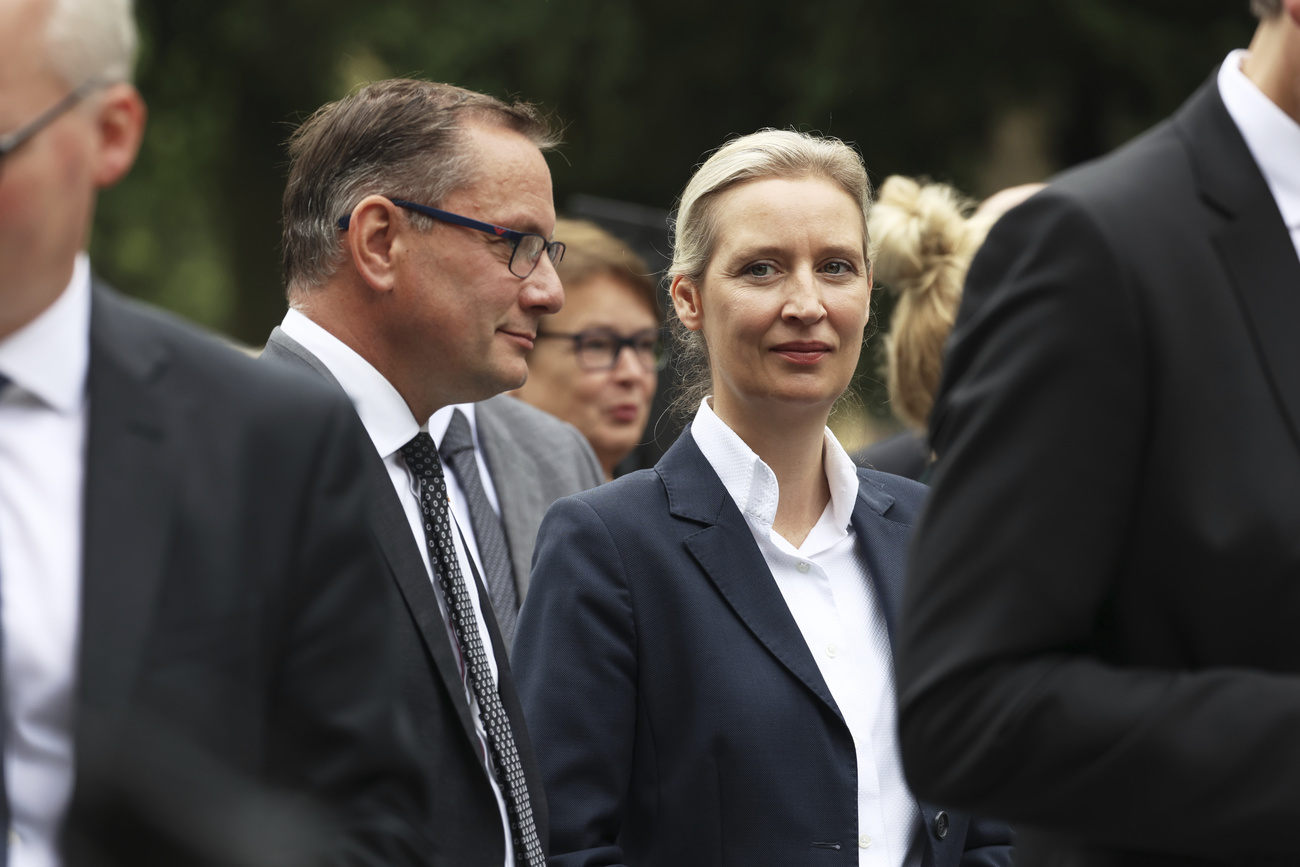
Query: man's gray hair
[[282, 79, 559, 293], [45, 0, 138, 85]]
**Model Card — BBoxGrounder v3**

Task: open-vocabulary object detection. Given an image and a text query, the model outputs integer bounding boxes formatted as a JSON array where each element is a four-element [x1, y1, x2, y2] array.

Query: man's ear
[[670, 275, 704, 332], [91, 83, 146, 189], [346, 195, 404, 293]]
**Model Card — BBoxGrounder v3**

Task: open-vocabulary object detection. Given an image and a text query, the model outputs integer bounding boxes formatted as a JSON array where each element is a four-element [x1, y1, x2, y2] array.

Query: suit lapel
[[474, 400, 531, 597], [261, 331, 481, 748], [849, 475, 908, 646], [79, 285, 174, 711], [1179, 83, 1300, 448], [661, 432, 844, 721]]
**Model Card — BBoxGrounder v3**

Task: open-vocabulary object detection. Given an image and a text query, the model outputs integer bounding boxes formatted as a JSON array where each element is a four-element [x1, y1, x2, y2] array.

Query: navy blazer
[[513, 428, 1011, 867]]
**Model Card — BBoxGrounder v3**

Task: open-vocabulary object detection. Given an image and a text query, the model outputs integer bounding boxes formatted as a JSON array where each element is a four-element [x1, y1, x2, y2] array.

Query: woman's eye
[[823, 260, 854, 275], [746, 263, 774, 278]]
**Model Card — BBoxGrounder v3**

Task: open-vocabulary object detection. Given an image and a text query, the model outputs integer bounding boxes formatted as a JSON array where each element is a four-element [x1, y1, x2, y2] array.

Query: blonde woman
[[857, 177, 1043, 480], [513, 131, 1012, 867]]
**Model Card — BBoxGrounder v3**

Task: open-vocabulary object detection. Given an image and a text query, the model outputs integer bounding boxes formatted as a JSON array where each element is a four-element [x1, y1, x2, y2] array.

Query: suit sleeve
[[267, 399, 430, 867], [513, 496, 637, 867], [896, 190, 1300, 858]]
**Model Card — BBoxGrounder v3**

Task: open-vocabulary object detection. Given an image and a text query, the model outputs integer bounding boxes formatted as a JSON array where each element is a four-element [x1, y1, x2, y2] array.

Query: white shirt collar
[[0, 253, 91, 413], [690, 397, 859, 534], [279, 307, 423, 459], [1218, 49, 1300, 232], [430, 403, 480, 450]]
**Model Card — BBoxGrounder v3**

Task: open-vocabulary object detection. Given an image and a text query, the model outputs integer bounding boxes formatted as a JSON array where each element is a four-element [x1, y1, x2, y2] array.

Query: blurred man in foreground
[[263, 79, 563, 866], [0, 0, 426, 864], [898, 2, 1300, 865]]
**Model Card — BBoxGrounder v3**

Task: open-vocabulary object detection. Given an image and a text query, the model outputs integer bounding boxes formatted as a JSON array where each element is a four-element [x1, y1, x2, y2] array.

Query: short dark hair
[[1251, 0, 1282, 18], [282, 79, 559, 291]]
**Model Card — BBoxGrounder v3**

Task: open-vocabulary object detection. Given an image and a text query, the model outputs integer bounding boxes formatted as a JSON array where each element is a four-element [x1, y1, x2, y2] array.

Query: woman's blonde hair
[[872, 176, 1043, 431]]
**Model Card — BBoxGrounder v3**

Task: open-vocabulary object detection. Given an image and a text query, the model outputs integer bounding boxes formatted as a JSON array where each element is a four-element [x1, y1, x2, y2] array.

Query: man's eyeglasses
[[537, 328, 667, 372], [0, 79, 105, 172], [337, 198, 565, 279]]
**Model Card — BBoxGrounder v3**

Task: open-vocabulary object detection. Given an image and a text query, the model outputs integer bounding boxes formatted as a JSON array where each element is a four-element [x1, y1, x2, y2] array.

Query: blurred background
[[91, 0, 1257, 456]]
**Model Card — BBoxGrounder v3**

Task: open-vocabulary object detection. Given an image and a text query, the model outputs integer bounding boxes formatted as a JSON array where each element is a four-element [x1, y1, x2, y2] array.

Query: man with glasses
[[0, 0, 428, 864], [262, 78, 583, 867]]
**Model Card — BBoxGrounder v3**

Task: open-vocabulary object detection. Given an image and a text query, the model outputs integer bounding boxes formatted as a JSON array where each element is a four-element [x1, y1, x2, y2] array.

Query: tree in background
[[91, 0, 1254, 358]]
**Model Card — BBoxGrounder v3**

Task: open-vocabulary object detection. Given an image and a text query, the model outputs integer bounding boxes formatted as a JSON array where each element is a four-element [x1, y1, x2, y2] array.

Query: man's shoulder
[[477, 394, 596, 461], [90, 281, 352, 424]]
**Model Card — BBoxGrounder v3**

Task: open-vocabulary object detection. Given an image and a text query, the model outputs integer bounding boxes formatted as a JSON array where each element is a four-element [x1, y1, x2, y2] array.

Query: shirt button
[[859, 834, 872, 849], [826, 643, 838, 658], [796, 561, 811, 573]]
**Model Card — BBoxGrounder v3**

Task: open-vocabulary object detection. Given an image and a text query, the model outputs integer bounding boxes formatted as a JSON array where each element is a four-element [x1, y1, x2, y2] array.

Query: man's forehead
[[448, 122, 556, 233]]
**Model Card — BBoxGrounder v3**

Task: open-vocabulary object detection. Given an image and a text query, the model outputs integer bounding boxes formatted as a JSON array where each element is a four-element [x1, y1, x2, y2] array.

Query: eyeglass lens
[[575, 331, 665, 371], [508, 234, 563, 279]]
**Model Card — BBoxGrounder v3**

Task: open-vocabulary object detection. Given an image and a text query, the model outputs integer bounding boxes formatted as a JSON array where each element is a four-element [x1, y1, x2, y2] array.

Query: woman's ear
[[670, 275, 704, 332]]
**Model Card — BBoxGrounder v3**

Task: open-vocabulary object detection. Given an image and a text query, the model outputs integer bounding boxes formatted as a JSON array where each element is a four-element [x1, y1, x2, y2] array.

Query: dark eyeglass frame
[[337, 197, 565, 279], [0, 78, 106, 167], [536, 327, 667, 372]]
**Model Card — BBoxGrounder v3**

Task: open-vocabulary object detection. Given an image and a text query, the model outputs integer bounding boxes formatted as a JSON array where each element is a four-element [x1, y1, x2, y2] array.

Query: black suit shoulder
[[91, 283, 356, 427]]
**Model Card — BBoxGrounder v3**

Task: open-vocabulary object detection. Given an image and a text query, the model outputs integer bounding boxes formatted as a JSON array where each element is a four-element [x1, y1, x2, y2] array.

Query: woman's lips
[[771, 341, 831, 365], [607, 403, 641, 423]]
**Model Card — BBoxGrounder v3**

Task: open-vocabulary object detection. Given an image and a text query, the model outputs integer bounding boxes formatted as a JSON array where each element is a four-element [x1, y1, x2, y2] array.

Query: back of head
[[554, 218, 660, 319], [667, 129, 871, 412], [281, 79, 558, 294], [43, 0, 137, 86], [872, 177, 989, 432]]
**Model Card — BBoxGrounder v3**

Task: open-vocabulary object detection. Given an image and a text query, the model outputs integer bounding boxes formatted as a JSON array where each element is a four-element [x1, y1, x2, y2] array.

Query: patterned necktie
[[439, 410, 520, 647], [400, 432, 544, 867]]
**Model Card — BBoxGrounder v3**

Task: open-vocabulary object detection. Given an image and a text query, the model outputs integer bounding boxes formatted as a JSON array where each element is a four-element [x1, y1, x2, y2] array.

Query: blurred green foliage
[[91, 0, 1255, 363]]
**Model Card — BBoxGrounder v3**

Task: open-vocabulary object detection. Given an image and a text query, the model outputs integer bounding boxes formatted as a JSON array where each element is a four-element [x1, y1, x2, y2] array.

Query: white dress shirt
[[691, 399, 921, 867], [1218, 49, 1300, 262], [0, 254, 91, 867], [279, 309, 514, 867]]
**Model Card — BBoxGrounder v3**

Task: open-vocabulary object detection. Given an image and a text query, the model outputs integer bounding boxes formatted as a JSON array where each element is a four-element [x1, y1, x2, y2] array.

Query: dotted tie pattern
[[400, 432, 545, 867]]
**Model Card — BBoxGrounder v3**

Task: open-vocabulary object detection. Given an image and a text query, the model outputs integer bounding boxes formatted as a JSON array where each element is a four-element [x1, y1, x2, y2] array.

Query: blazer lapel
[[474, 400, 531, 597], [661, 432, 844, 721], [79, 285, 174, 711], [1179, 83, 1300, 448], [849, 474, 909, 645], [260, 332, 480, 748]]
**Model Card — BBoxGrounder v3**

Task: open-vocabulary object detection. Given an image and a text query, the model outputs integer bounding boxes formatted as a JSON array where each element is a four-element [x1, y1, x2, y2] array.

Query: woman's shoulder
[[549, 467, 670, 524], [855, 465, 930, 526]]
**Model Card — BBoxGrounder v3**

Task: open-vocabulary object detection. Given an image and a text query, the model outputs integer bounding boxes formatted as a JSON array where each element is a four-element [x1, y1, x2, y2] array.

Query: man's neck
[[1242, 18, 1300, 123]]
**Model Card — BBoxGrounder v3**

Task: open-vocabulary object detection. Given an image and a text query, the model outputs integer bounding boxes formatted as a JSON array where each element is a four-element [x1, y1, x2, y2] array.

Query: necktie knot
[[399, 431, 443, 482], [439, 410, 477, 459]]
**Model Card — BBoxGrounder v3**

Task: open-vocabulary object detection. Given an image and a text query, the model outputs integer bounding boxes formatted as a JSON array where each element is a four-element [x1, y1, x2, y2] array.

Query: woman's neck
[[711, 395, 832, 548]]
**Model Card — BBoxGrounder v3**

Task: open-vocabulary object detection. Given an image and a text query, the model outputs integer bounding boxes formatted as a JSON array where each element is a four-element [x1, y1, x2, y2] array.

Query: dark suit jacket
[[262, 327, 547, 866], [513, 429, 1011, 867], [63, 284, 427, 867], [897, 80, 1300, 865]]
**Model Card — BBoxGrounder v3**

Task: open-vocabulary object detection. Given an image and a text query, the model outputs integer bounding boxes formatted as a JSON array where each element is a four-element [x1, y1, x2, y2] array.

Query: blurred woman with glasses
[[512, 219, 663, 481], [513, 131, 1012, 867]]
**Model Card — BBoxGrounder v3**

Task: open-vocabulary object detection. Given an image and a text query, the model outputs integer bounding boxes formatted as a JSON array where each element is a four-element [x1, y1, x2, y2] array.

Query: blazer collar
[[660, 428, 904, 720], [79, 282, 175, 711], [1177, 80, 1300, 448]]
